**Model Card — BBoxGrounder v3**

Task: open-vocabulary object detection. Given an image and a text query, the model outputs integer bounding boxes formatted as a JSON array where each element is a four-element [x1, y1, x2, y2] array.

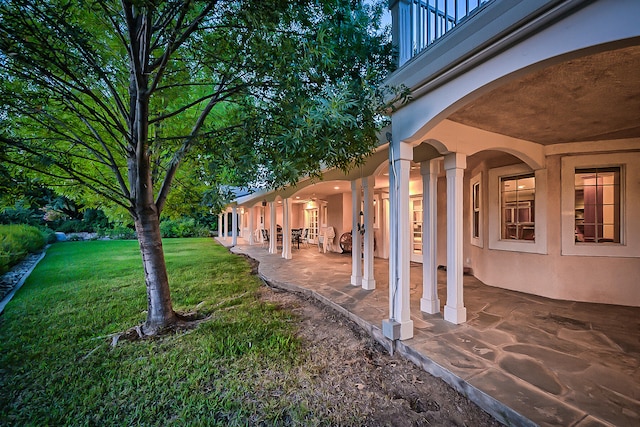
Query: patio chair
[[261, 229, 269, 249], [300, 228, 309, 248], [291, 228, 302, 249], [318, 226, 335, 253], [326, 226, 335, 252]]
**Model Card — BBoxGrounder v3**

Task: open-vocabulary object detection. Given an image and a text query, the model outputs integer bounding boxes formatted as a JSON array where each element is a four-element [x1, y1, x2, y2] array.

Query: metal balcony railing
[[401, 0, 494, 63]]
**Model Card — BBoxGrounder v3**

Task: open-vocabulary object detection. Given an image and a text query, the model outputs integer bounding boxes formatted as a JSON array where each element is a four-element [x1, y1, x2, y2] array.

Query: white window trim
[[488, 164, 547, 254], [470, 172, 483, 248], [320, 202, 328, 228], [561, 152, 639, 257]]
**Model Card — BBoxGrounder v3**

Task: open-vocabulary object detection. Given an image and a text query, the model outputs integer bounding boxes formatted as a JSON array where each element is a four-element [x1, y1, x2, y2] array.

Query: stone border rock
[[0, 246, 49, 314]]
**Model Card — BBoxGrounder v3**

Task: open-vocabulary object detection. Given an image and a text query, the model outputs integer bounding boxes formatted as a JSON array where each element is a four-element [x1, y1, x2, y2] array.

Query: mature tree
[[0, 0, 394, 334]]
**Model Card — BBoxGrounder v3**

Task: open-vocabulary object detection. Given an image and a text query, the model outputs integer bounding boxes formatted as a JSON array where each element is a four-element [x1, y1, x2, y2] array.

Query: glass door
[[306, 208, 319, 243], [411, 197, 423, 263]]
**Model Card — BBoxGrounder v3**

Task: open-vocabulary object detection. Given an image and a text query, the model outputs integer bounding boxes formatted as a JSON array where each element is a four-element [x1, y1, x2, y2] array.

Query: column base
[[362, 278, 376, 290], [351, 275, 362, 287], [444, 305, 467, 324], [420, 298, 440, 314], [382, 318, 414, 340]]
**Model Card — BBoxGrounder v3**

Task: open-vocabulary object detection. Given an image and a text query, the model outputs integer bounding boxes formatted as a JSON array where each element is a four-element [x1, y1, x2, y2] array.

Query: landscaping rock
[[0, 250, 46, 311]]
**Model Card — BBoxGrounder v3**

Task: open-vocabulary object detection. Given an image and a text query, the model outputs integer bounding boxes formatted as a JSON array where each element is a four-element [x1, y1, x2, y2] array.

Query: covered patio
[[218, 236, 639, 427]]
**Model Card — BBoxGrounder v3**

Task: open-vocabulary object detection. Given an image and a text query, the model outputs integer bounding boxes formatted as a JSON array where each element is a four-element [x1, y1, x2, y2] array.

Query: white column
[[222, 211, 227, 239], [282, 198, 292, 259], [444, 153, 467, 324], [269, 202, 277, 254], [382, 140, 413, 341], [231, 206, 238, 246], [421, 159, 440, 314], [351, 179, 363, 287], [218, 213, 223, 238], [248, 207, 255, 245], [362, 175, 376, 290]]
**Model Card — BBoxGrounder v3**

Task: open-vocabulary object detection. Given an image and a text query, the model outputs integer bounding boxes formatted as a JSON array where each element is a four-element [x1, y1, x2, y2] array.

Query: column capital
[[420, 158, 440, 175], [390, 139, 413, 162], [362, 174, 375, 188], [444, 152, 467, 171]]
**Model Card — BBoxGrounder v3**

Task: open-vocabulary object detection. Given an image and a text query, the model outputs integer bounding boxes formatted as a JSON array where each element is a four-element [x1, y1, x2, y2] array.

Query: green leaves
[[0, 0, 393, 217]]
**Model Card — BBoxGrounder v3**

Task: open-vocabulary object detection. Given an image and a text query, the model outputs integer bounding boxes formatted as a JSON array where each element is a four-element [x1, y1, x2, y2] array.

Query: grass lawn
[[0, 238, 310, 426]]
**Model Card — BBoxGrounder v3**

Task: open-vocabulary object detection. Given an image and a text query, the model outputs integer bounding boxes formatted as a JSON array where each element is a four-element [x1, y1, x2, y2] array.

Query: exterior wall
[[291, 203, 303, 229], [460, 146, 640, 307], [341, 192, 353, 234], [326, 192, 345, 253], [276, 204, 283, 228]]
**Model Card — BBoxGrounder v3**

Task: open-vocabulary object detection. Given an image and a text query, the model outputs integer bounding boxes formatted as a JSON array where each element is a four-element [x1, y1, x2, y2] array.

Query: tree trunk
[[134, 206, 177, 335]]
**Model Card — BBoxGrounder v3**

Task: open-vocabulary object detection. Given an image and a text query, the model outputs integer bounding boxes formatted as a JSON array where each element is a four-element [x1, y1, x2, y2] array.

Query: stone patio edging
[[0, 247, 49, 315], [232, 246, 534, 426]]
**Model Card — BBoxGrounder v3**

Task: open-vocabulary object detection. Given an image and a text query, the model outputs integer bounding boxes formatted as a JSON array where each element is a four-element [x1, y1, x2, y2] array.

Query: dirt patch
[[257, 285, 502, 426]]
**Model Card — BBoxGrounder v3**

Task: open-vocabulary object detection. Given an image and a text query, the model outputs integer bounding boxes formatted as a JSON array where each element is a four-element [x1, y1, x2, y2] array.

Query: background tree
[[0, 0, 394, 335]]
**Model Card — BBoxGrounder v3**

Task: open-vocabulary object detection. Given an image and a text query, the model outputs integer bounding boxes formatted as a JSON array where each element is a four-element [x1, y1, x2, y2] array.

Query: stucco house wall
[[460, 146, 640, 307]]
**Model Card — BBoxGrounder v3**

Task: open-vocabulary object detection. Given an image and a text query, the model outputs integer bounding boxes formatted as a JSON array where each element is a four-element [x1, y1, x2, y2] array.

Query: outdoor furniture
[[261, 229, 269, 249], [318, 226, 335, 253], [300, 228, 309, 248], [291, 228, 302, 249], [339, 231, 352, 252]]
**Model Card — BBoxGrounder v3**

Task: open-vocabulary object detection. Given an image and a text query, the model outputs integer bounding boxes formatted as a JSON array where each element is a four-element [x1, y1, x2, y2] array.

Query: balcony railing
[[394, 0, 494, 65]]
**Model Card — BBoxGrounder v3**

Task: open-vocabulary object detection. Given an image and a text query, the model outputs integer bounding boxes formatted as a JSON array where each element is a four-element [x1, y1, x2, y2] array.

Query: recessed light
[[334, 186, 340, 190]]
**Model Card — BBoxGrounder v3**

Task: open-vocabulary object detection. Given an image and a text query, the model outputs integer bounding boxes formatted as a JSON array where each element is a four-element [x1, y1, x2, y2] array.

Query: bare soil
[[257, 284, 502, 427]]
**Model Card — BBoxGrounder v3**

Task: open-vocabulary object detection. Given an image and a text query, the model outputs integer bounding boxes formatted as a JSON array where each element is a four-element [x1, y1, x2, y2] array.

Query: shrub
[[97, 223, 136, 240], [160, 218, 192, 238], [40, 227, 58, 244], [83, 208, 111, 231], [56, 220, 86, 233], [0, 224, 46, 275], [160, 217, 210, 238], [0, 204, 43, 226]]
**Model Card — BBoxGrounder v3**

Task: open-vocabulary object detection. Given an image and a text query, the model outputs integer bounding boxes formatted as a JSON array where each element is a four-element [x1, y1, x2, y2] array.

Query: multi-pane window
[[501, 174, 535, 241], [574, 167, 620, 243], [472, 182, 480, 239]]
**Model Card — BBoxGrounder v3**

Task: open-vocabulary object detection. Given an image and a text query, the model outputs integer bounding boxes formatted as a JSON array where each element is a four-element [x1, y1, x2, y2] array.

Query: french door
[[306, 208, 319, 243], [410, 196, 423, 263]]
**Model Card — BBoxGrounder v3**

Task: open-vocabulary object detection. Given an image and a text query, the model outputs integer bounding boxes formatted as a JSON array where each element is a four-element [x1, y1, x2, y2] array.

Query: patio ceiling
[[447, 44, 640, 145]]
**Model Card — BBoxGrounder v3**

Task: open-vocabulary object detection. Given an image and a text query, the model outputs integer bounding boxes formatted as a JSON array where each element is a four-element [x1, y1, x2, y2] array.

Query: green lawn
[[0, 238, 307, 426]]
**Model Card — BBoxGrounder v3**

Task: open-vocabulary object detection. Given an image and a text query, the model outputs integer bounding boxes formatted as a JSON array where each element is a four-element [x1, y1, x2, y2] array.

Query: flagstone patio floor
[[218, 237, 639, 427]]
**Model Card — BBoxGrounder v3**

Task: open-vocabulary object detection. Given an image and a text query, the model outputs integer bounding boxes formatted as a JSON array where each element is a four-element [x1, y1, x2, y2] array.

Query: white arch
[[423, 120, 545, 170]]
